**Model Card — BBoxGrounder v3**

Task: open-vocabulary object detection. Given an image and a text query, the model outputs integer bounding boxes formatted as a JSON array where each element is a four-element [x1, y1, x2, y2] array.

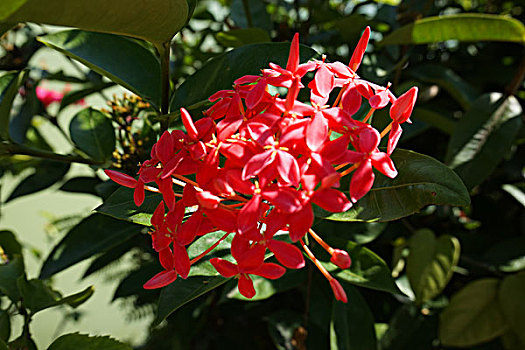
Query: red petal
[[143, 270, 177, 289], [349, 26, 370, 72], [156, 131, 174, 165], [159, 247, 174, 270], [237, 244, 265, 272], [277, 150, 300, 187], [134, 181, 145, 206], [238, 274, 256, 299], [350, 160, 374, 202], [237, 194, 262, 235], [173, 243, 191, 279], [268, 240, 305, 269], [390, 87, 418, 123], [306, 112, 328, 152], [387, 122, 402, 155], [251, 262, 286, 279], [196, 190, 221, 209], [242, 150, 274, 180], [371, 151, 398, 178], [210, 258, 238, 277], [314, 65, 335, 97], [311, 188, 352, 213], [341, 87, 362, 116], [288, 205, 313, 242], [181, 108, 199, 140], [358, 127, 380, 153], [104, 169, 137, 188], [286, 33, 300, 73]]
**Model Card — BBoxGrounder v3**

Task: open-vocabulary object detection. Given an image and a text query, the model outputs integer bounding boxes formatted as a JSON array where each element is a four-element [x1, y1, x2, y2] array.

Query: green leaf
[[498, 271, 525, 345], [216, 28, 271, 48], [0, 230, 22, 258], [38, 30, 161, 106], [227, 269, 305, 301], [439, 278, 508, 347], [6, 160, 70, 202], [40, 213, 145, 278], [330, 284, 377, 350], [0, 310, 10, 343], [47, 333, 132, 350], [59, 82, 115, 110], [0, 70, 28, 140], [412, 108, 455, 135], [326, 242, 401, 295], [322, 149, 470, 222], [59, 176, 102, 196], [406, 229, 460, 305], [407, 65, 478, 110], [9, 85, 43, 144], [69, 108, 115, 162], [483, 236, 525, 273], [265, 310, 303, 350], [58, 285, 95, 308], [154, 275, 227, 326], [170, 42, 319, 112], [382, 14, 525, 45], [96, 186, 163, 226], [446, 93, 523, 190], [230, 0, 272, 31], [379, 303, 439, 350], [0, 0, 26, 21], [0, 256, 24, 301], [314, 220, 387, 245], [4, 0, 188, 46]]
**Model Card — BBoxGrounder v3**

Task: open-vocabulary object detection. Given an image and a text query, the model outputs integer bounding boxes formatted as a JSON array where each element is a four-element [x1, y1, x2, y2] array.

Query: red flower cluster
[[105, 28, 417, 302]]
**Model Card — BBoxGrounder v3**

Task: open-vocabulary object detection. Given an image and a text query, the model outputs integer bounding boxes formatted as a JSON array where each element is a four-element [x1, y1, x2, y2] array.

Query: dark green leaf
[[326, 242, 401, 294], [113, 263, 160, 300], [483, 236, 525, 273], [60, 82, 115, 110], [314, 220, 387, 245], [8, 334, 37, 350], [4, 0, 188, 46], [406, 229, 460, 305], [47, 333, 132, 350], [17, 278, 61, 313], [69, 108, 115, 162], [446, 94, 523, 190], [412, 108, 455, 135], [0, 256, 24, 301], [9, 85, 43, 144], [498, 271, 525, 345], [38, 30, 161, 106], [439, 278, 508, 347], [379, 303, 439, 350], [216, 28, 271, 48], [40, 213, 145, 278], [408, 65, 478, 110], [330, 283, 377, 350], [58, 285, 94, 308], [0, 0, 26, 21], [0, 310, 10, 342], [382, 14, 525, 45], [0, 230, 22, 257], [83, 237, 140, 279], [59, 176, 102, 196], [227, 269, 305, 301], [96, 186, 163, 226], [0, 70, 28, 140], [170, 42, 319, 112], [265, 310, 303, 350], [154, 275, 227, 326], [322, 149, 470, 222], [6, 160, 70, 202]]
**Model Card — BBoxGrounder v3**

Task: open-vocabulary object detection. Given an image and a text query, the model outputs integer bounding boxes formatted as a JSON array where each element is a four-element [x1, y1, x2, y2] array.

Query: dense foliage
[[0, 0, 524, 349]]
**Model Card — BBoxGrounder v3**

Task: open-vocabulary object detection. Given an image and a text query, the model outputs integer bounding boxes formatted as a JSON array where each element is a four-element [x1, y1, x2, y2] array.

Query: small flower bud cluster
[[105, 28, 417, 302]]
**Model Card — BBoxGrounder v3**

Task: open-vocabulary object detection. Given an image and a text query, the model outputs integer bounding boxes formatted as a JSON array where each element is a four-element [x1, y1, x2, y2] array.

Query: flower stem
[[299, 238, 333, 282], [380, 121, 393, 138], [190, 231, 232, 264], [340, 163, 358, 177], [308, 228, 334, 255]]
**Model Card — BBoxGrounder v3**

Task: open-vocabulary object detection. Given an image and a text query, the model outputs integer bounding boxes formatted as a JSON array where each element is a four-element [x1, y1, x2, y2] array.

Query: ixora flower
[[105, 27, 418, 302]]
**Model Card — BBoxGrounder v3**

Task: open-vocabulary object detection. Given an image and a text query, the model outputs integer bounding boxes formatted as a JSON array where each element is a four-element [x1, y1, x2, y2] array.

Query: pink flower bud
[[329, 278, 348, 303]]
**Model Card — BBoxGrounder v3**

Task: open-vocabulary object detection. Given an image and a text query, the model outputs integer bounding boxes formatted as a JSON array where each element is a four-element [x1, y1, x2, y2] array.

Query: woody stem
[[299, 238, 334, 282], [190, 231, 232, 264]]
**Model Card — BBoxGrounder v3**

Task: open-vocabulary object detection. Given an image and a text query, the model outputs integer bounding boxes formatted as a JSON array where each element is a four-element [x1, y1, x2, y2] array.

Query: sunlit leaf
[[382, 14, 525, 45], [439, 278, 508, 347]]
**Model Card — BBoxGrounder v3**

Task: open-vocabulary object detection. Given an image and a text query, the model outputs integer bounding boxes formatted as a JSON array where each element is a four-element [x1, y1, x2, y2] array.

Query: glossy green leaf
[[216, 28, 271, 48], [498, 271, 525, 345], [382, 14, 525, 45], [330, 283, 377, 350], [0, 256, 24, 301], [406, 229, 460, 304], [96, 187, 163, 226], [48, 333, 132, 350], [0, 70, 28, 140], [40, 213, 145, 278], [326, 242, 401, 294], [408, 65, 478, 110], [6, 160, 70, 202], [227, 269, 305, 301], [379, 303, 439, 350], [446, 93, 522, 190], [170, 42, 319, 112], [439, 278, 508, 347], [69, 108, 115, 162], [0, 230, 22, 258], [154, 275, 227, 326], [38, 30, 161, 106], [60, 82, 115, 110], [322, 149, 470, 222], [0, 310, 10, 343], [3, 0, 188, 46], [59, 176, 102, 196]]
